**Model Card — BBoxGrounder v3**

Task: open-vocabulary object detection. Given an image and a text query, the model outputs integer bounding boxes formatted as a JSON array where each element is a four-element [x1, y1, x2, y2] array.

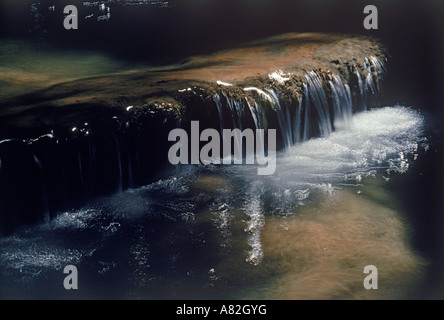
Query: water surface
[[0, 106, 429, 299]]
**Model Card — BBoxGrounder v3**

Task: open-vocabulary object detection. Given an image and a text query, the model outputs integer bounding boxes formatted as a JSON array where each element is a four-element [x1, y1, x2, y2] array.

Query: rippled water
[[0, 106, 429, 299]]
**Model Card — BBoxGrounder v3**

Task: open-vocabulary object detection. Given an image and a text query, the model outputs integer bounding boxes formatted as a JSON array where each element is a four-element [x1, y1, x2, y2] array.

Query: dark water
[[0, 105, 435, 299], [0, 0, 444, 300]]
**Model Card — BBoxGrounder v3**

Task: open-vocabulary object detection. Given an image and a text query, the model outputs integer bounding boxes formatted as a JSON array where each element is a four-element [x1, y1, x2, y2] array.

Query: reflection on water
[[0, 106, 429, 299], [257, 190, 424, 300], [0, 40, 138, 103]]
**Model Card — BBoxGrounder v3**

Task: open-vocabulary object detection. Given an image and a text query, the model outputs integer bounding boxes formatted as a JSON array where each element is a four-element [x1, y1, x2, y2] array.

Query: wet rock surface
[[0, 32, 387, 234], [0, 32, 386, 138]]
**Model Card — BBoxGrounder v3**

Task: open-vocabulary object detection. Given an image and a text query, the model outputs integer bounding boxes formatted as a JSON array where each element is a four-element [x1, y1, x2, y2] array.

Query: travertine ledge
[[0, 32, 386, 139]]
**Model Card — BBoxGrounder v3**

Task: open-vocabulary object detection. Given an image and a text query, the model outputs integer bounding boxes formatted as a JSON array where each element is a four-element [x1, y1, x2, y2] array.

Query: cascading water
[[264, 88, 293, 149], [304, 70, 333, 138], [0, 103, 428, 299], [0, 54, 387, 236], [328, 74, 353, 131], [292, 94, 303, 144], [212, 55, 387, 151], [362, 56, 386, 109]]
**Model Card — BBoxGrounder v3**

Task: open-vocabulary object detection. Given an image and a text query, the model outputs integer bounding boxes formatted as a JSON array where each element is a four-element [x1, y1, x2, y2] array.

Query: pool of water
[[0, 39, 139, 104], [0, 106, 433, 299]]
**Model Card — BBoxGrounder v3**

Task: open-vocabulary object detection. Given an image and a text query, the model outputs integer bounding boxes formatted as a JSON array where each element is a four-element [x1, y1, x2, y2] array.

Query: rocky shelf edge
[[0, 32, 387, 235], [0, 32, 387, 138]]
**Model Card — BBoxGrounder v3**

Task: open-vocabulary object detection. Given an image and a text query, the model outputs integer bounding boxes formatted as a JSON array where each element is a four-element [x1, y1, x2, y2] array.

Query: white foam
[[216, 80, 233, 87], [277, 106, 425, 184], [268, 70, 291, 84]]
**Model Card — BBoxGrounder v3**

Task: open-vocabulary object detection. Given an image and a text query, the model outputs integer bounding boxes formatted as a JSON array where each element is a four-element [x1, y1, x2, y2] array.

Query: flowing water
[[0, 102, 430, 298]]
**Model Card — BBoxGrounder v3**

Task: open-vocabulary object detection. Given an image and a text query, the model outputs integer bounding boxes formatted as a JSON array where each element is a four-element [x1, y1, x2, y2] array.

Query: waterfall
[[223, 92, 245, 131], [212, 93, 247, 162], [302, 83, 311, 142], [363, 56, 386, 107], [245, 98, 265, 130], [329, 74, 353, 131], [211, 55, 386, 150], [0, 55, 386, 235], [355, 68, 366, 111], [245, 98, 265, 154], [304, 70, 333, 138], [212, 93, 225, 133], [264, 88, 293, 149], [292, 95, 303, 144]]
